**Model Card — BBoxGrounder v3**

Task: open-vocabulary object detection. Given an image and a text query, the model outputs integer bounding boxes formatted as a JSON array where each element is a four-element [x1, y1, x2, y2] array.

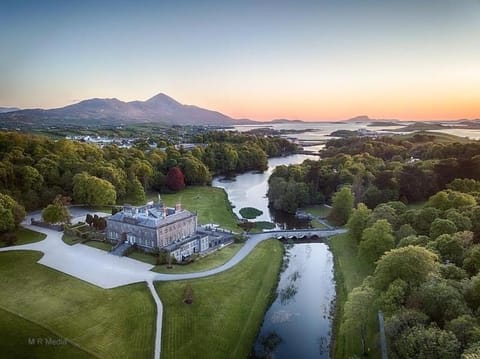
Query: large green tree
[[328, 186, 354, 225], [347, 203, 372, 243], [72, 172, 116, 206], [359, 219, 395, 265]]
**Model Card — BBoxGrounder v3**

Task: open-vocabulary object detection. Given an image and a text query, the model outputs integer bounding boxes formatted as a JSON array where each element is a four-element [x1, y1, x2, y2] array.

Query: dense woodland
[[268, 133, 480, 214], [0, 131, 296, 216], [335, 179, 480, 358], [274, 133, 480, 358]]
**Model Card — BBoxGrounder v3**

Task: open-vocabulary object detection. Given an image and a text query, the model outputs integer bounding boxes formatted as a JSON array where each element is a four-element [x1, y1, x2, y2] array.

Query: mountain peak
[[145, 93, 181, 106]]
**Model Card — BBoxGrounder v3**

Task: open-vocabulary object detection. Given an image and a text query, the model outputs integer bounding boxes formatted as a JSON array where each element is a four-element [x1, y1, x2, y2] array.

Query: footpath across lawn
[[148, 186, 240, 232], [0, 251, 155, 359], [155, 239, 283, 359]]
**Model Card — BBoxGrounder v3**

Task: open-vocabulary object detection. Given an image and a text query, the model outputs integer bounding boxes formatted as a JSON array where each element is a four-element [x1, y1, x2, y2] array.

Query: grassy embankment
[[0, 228, 46, 248], [156, 239, 283, 359], [329, 233, 380, 358], [0, 251, 155, 358]]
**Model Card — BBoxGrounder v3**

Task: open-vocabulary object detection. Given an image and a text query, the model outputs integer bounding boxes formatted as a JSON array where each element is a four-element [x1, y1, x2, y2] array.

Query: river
[[212, 152, 336, 358]]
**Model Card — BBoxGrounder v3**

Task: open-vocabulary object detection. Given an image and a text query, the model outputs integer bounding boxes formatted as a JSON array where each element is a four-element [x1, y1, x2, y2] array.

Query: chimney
[[175, 202, 182, 212], [163, 207, 167, 218]]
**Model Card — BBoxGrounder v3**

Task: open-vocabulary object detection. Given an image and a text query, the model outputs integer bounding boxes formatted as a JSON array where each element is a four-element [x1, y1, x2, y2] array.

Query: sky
[[1, 0, 479, 121]]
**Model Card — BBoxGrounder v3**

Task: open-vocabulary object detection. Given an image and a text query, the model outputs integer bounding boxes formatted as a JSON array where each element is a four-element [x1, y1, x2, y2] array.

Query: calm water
[[212, 154, 316, 226], [253, 243, 335, 359]]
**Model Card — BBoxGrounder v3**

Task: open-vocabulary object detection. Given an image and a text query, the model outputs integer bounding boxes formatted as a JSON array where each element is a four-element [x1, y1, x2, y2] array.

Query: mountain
[[0, 107, 20, 113], [270, 119, 305, 124], [344, 115, 401, 123], [0, 93, 256, 127]]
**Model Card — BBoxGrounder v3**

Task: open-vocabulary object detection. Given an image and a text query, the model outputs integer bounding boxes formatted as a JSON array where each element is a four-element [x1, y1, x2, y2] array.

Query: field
[[303, 204, 332, 218], [83, 240, 113, 251], [148, 186, 240, 232], [0, 251, 155, 358], [0, 307, 91, 359], [329, 234, 379, 358], [153, 243, 244, 273], [0, 228, 46, 247], [155, 239, 283, 359]]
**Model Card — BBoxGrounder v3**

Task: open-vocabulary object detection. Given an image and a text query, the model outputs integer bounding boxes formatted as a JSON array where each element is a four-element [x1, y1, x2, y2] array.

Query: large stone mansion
[[106, 202, 233, 262]]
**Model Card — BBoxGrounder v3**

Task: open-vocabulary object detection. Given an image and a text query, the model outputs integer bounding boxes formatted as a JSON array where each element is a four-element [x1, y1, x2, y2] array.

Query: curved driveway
[[0, 218, 346, 359]]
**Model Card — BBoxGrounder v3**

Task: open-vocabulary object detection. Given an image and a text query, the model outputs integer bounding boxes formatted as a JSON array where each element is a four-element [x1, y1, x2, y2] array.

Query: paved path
[[0, 218, 346, 359]]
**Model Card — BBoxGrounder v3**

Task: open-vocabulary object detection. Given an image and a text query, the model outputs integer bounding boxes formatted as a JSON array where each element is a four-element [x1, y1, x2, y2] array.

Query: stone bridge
[[261, 228, 347, 241]]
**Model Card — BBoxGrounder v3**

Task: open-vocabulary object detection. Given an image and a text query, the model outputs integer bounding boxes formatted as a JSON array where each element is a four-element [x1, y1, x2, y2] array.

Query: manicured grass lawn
[[128, 250, 158, 265], [0, 307, 91, 359], [83, 240, 113, 251], [148, 186, 240, 232], [153, 243, 244, 274], [0, 251, 155, 359], [329, 234, 379, 358], [155, 239, 283, 359], [62, 234, 82, 246], [303, 204, 332, 218], [311, 218, 327, 229], [0, 228, 46, 247]]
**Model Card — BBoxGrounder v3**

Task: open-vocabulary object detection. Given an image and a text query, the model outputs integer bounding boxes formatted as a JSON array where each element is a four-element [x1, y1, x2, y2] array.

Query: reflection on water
[[253, 244, 335, 359], [212, 154, 316, 226]]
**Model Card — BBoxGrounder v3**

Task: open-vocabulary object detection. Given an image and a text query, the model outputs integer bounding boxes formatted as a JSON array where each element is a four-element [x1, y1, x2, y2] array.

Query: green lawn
[[0, 251, 155, 359], [311, 218, 327, 229], [128, 250, 158, 265], [83, 240, 113, 252], [0, 307, 92, 359], [62, 234, 81, 246], [303, 204, 332, 218], [153, 243, 244, 274], [329, 234, 379, 358], [148, 186, 240, 232], [155, 239, 283, 359], [0, 228, 46, 248]]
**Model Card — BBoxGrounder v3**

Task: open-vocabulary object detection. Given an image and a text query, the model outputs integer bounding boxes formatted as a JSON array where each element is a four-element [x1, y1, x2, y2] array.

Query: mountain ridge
[[0, 93, 256, 127]]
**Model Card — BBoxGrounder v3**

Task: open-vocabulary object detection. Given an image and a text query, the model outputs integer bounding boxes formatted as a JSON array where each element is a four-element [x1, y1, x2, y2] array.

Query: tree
[[368, 203, 399, 229], [41, 195, 71, 224], [416, 279, 469, 325], [427, 190, 476, 211], [429, 234, 464, 266], [430, 218, 457, 240], [328, 186, 354, 225], [166, 166, 185, 191], [342, 285, 375, 356], [86, 213, 94, 227], [373, 246, 438, 290], [127, 178, 146, 205], [72, 172, 116, 206], [347, 203, 372, 243], [359, 220, 395, 265], [463, 245, 480, 276], [0, 193, 26, 227], [394, 325, 461, 359], [396, 224, 417, 242], [445, 315, 480, 350]]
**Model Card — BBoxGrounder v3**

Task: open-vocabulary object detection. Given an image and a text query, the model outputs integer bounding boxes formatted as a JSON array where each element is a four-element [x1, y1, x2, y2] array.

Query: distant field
[[0, 251, 155, 358], [156, 239, 283, 359], [153, 242, 244, 274], [148, 186, 240, 232]]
